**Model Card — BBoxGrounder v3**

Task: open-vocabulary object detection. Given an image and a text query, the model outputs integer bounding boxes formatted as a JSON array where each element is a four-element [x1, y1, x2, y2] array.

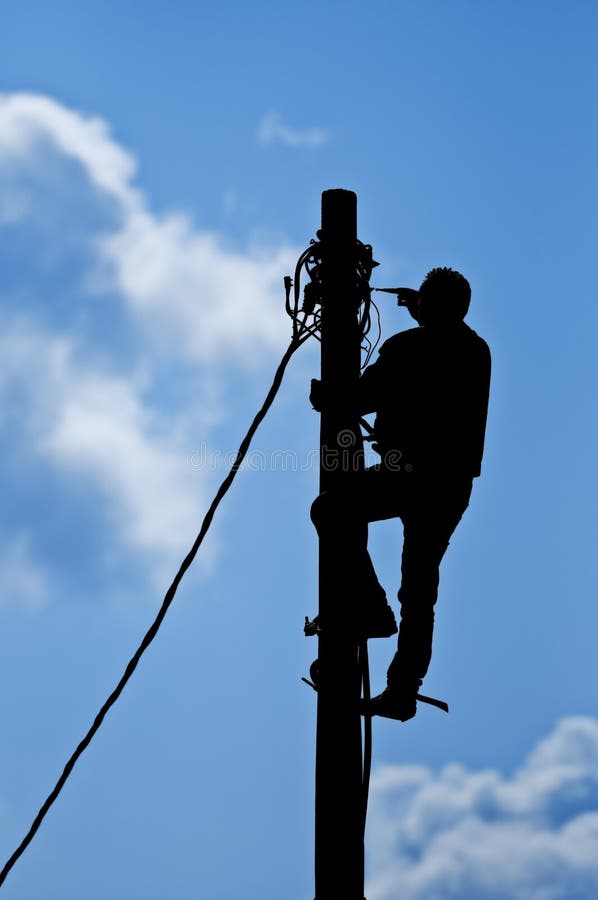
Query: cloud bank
[[367, 716, 598, 899], [0, 93, 296, 366], [0, 324, 208, 587], [0, 93, 299, 590]]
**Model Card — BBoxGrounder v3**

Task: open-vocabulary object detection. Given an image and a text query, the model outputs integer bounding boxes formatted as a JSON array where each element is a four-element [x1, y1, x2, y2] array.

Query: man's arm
[[310, 358, 384, 414], [310, 340, 393, 414]]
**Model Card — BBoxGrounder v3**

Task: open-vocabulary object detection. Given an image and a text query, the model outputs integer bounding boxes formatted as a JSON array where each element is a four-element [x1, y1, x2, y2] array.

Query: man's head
[[413, 267, 471, 326]]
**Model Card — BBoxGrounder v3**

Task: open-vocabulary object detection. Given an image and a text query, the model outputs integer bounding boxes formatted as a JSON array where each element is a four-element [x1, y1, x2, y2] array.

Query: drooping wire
[[0, 291, 315, 889], [361, 298, 381, 369], [357, 245, 382, 370]]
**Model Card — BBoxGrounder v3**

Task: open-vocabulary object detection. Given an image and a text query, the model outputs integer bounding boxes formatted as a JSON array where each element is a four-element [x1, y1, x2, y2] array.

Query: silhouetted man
[[310, 267, 491, 721]]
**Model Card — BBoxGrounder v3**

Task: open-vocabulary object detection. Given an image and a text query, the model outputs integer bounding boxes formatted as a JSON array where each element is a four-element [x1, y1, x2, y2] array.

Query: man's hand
[[396, 288, 420, 313], [309, 378, 323, 411]]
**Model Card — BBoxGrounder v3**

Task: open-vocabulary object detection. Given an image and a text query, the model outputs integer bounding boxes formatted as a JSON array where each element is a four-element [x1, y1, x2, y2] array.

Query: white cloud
[[0, 534, 49, 611], [0, 92, 304, 586], [0, 323, 213, 587], [257, 111, 330, 149], [367, 717, 598, 899], [0, 92, 137, 207], [0, 92, 297, 367], [98, 210, 295, 366]]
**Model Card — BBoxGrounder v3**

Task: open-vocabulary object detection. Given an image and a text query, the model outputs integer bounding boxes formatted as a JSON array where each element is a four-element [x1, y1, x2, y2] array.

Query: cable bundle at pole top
[[0, 235, 379, 888], [285, 233, 382, 367]]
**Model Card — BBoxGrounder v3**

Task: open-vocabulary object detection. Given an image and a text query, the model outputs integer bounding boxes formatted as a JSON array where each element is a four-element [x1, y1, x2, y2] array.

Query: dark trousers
[[310, 466, 473, 691]]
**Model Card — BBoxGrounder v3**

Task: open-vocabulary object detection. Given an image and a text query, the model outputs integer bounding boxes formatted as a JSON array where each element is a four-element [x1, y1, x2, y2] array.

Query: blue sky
[[1, 2, 597, 898]]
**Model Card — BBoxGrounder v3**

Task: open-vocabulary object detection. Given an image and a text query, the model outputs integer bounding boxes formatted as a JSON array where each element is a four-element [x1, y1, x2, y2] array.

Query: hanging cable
[[0, 274, 316, 888], [0, 235, 379, 887]]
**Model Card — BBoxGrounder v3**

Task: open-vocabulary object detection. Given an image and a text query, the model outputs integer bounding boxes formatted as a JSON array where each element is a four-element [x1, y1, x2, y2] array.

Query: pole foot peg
[[304, 615, 320, 637], [416, 693, 449, 714], [301, 659, 320, 692]]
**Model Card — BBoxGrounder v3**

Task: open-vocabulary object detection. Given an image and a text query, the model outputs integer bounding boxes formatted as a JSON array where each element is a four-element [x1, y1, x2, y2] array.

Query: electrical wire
[[0, 330, 310, 889], [0, 236, 378, 887], [361, 298, 381, 369]]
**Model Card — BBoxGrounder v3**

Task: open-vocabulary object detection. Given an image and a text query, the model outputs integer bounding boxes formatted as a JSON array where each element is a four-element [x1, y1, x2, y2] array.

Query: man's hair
[[419, 267, 471, 320]]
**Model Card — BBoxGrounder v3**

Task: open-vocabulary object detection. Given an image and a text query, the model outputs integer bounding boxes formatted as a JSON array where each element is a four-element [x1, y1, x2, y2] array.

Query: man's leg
[[386, 478, 473, 696], [310, 467, 405, 633], [385, 521, 450, 694]]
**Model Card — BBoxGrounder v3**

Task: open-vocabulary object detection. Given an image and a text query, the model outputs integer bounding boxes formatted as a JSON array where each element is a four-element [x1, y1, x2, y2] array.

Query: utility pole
[[314, 189, 367, 900]]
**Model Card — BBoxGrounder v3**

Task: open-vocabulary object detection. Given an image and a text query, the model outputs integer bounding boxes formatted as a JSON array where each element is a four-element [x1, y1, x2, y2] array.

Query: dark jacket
[[357, 322, 491, 477]]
